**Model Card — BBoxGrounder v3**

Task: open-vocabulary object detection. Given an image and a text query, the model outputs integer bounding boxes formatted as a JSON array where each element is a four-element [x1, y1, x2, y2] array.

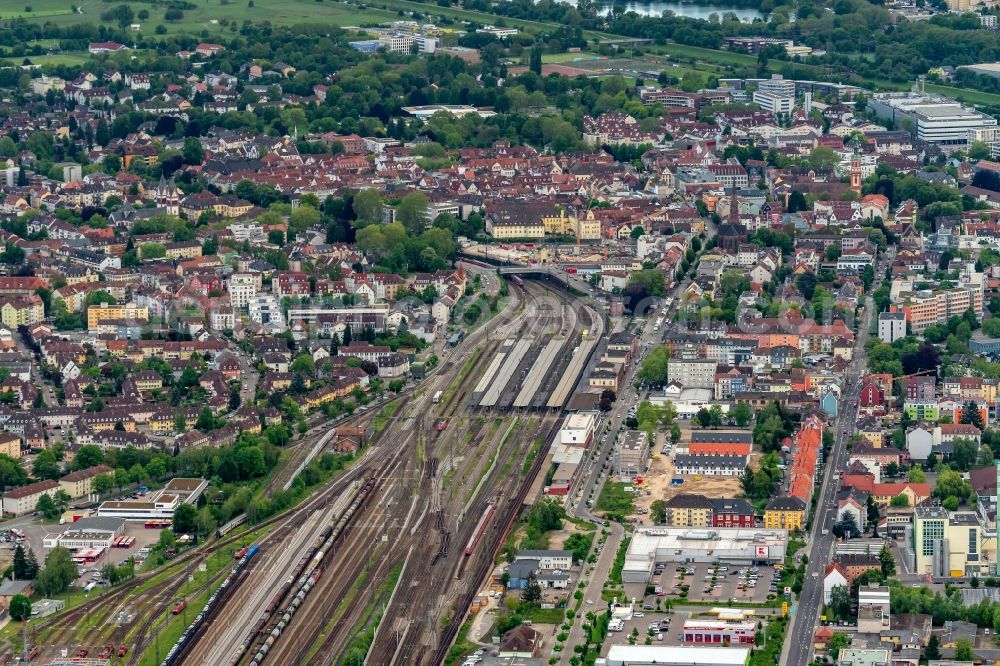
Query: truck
[[433, 390, 443, 404]]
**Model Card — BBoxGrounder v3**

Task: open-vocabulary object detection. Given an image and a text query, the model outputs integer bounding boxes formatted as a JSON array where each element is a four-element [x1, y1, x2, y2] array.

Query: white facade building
[[878, 311, 907, 343], [228, 273, 259, 309], [753, 75, 796, 114], [248, 295, 285, 332], [870, 90, 998, 148]]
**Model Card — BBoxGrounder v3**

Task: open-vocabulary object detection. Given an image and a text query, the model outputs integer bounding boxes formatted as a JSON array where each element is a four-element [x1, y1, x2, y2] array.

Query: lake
[[590, 0, 766, 20]]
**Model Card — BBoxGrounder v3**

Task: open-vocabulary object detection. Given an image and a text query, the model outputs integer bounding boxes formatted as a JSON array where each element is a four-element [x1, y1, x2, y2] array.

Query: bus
[[433, 390, 443, 404]]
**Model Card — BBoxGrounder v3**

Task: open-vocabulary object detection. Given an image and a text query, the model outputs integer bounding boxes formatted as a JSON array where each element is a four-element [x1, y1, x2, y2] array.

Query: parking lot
[[604, 606, 776, 656], [13, 518, 165, 587], [641, 562, 778, 605]]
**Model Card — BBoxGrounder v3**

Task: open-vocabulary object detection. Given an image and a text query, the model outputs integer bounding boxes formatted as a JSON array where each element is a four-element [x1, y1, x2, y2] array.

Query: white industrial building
[[600, 645, 751, 666], [97, 478, 207, 521], [869, 87, 997, 149], [621, 528, 789, 583], [753, 74, 796, 114], [560, 412, 597, 447]]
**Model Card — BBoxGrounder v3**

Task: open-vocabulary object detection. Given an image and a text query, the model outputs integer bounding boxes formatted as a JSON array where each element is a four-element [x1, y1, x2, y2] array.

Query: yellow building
[[574, 212, 602, 241], [64, 268, 98, 286], [148, 412, 174, 432], [165, 241, 203, 261], [913, 505, 996, 577], [58, 464, 114, 499], [133, 371, 164, 392], [764, 497, 806, 531], [213, 198, 253, 218], [87, 303, 149, 330], [542, 209, 573, 235], [0, 432, 20, 459], [663, 494, 713, 527], [0, 296, 44, 328], [486, 219, 545, 240]]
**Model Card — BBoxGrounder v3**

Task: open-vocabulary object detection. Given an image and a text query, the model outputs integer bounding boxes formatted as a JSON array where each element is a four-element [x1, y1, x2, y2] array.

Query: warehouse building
[[621, 528, 788, 583], [42, 516, 126, 550]]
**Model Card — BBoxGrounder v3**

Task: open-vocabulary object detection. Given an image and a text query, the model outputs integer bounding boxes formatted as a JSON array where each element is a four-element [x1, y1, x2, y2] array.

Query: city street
[[780, 252, 891, 666], [558, 270, 695, 664]]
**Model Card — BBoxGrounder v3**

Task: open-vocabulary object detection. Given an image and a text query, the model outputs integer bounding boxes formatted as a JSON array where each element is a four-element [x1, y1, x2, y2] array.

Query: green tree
[[627, 270, 666, 298], [352, 188, 382, 227], [73, 445, 104, 470], [13, 544, 37, 580], [961, 401, 985, 430], [521, 572, 542, 604], [829, 632, 850, 660], [195, 407, 216, 431], [651, 499, 667, 524], [670, 424, 681, 445], [636, 347, 670, 387], [934, 467, 971, 502], [908, 467, 926, 483], [954, 637, 974, 662], [925, 634, 941, 660], [290, 354, 315, 376], [529, 45, 543, 75], [34, 547, 76, 596], [829, 585, 851, 621], [182, 137, 204, 165], [731, 401, 752, 427], [809, 146, 840, 170], [8, 595, 30, 621], [890, 494, 909, 507], [396, 192, 429, 234], [969, 141, 992, 161], [36, 493, 60, 520], [92, 473, 114, 496], [172, 503, 198, 534], [878, 544, 896, 577], [32, 449, 60, 480]]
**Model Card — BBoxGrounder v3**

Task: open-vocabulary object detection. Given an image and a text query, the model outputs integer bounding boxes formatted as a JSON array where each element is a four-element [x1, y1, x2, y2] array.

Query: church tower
[[850, 139, 862, 195]]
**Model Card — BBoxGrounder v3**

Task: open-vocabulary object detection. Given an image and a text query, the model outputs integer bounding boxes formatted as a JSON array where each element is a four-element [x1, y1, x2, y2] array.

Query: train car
[[509, 275, 524, 287], [172, 601, 187, 615], [217, 513, 247, 538], [234, 546, 249, 559], [436, 419, 448, 432], [464, 502, 497, 556], [433, 390, 443, 404]]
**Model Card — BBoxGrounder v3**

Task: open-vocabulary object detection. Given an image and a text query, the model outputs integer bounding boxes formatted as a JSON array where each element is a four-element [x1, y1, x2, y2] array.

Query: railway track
[[163, 276, 583, 666]]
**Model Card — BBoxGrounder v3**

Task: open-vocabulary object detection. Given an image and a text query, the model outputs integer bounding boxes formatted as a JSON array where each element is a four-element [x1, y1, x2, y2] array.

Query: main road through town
[[781, 248, 893, 666]]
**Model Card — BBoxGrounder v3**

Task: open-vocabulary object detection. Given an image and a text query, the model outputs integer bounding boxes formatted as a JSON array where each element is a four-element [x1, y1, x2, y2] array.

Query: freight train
[[242, 478, 376, 666], [159, 543, 260, 666]]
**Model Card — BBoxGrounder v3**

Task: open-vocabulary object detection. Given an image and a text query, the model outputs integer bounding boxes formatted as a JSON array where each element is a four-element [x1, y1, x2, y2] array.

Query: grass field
[[14, 0, 399, 35], [0, 8, 72, 19]]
